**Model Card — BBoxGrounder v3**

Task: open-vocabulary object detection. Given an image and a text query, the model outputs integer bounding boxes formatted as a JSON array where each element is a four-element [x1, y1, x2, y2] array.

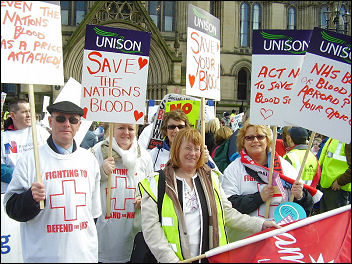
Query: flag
[[206, 205, 351, 263]]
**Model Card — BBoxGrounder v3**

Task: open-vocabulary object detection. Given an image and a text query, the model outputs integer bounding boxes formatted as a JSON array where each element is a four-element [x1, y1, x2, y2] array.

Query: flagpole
[[289, 131, 316, 202], [265, 125, 277, 218], [181, 204, 351, 263], [201, 204, 350, 260]]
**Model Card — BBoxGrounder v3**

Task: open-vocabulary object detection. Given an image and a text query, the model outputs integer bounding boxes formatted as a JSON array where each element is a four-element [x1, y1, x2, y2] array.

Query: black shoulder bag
[[130, 169, 166, 263]]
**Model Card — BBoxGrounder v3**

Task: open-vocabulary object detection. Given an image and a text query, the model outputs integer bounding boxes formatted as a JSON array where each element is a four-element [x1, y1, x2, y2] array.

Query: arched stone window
[[287, 6, 296, 30], [237, 68, 248, 101]]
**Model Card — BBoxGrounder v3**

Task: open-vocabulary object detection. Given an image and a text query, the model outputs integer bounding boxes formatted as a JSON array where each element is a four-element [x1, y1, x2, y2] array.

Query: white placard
[[80, 25, 151, 124], [1, 1, 64, 85], [250, 30, 312, 126], [284, 28, 351, 143], [186, 4, 220, 101]]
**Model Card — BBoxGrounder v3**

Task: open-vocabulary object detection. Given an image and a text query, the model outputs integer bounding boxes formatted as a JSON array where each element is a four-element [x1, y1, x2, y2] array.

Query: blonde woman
[[205, 118, 220, 154]]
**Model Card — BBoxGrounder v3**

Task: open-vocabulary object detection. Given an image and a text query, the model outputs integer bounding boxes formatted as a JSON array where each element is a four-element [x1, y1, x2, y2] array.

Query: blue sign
[[274, 202, 307, 224]]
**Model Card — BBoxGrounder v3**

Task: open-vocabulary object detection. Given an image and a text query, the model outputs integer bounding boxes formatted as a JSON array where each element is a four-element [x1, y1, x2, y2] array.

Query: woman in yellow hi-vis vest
[[139, 128, 280, 263], [319, 138, 351, 213]]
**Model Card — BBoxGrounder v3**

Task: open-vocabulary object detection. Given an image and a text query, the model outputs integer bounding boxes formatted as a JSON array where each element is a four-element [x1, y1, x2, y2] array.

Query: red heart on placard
[[260, 108, 274, 120], [189, 74, 195, 87], [82, 107, 88, 119], [134, 110, 143, 121], [138, 57, 148, 70]]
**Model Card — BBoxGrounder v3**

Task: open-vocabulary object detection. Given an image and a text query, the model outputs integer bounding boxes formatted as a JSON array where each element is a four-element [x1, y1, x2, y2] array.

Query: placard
[[147, 93, 200, 149], [250, 30, 312, 125], [186, 4, 220, 100], [165, 100, 201, 127], [285, 28, 351, 143], [81, 24, 151, 124], [1, 1, 64, 85]]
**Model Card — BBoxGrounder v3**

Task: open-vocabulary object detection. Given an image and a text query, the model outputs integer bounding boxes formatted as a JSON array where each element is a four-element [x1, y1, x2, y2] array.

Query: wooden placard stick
[[28, 84, 44, 210], [289, 131, 316, 202], [265, 126, 277, 218], [105, 122, 114, 218], [201, 97, 206, 146]]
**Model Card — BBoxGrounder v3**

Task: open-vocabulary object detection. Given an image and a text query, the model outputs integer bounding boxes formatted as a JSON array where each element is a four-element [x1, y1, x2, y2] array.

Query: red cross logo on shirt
[[107, 176, 135, 211], [50, 180, 86, 221]]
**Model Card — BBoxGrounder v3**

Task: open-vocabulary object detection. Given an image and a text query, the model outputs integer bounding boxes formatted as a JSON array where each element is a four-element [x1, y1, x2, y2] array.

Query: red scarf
[[240, 150, 322, 203]]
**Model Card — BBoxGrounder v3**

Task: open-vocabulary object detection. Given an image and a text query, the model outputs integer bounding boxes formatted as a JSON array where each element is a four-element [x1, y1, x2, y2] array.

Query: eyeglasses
[[244, 135, 266, 141], [167, 124, 186, 130], [54, 115, 80, 124], [184, 146, 201, 153]]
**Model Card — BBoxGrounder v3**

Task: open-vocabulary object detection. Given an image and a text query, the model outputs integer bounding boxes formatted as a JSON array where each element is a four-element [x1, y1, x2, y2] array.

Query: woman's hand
[[102, 157, 115, 175], [31, 182, 46, 202], [260, 185, 274, 202], [133, 196, 142, 209], [291, 181, 303, 200], [203, 145, 210, 163], [262, 220, 281, 230]]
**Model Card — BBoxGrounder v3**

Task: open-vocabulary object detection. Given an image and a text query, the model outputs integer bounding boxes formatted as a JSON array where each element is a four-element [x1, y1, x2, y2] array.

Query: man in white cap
[[4, 101, 101, 262]]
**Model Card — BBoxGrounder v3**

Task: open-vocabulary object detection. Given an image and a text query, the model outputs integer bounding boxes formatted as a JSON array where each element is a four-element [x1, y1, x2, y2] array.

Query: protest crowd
[[1, 2, 350, 263]]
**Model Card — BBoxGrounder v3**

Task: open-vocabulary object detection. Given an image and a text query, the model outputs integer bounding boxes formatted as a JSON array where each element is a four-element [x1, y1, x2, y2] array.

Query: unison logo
[[261, 31, 308, 54], [192, 7, 216, 37], [94, 27, 142, 54], [320, 31, 351, 63]]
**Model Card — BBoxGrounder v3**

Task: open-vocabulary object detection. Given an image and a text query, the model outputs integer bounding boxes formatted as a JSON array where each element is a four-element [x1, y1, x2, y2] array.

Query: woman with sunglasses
[[149, 109, 218, 172], [221, 121, 314, 242], [92, 123, 154, 263]]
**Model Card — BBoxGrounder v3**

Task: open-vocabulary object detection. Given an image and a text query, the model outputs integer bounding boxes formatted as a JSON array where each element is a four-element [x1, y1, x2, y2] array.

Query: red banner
[[208, 206, 351, 263]]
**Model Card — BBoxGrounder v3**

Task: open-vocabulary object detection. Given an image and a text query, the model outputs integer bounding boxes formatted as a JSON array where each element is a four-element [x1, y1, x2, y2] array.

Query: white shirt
[[93, 140, 154, 263], [176, 174, 201, 258], [1, 125, 49, 193], [4, 144, 101, 262]]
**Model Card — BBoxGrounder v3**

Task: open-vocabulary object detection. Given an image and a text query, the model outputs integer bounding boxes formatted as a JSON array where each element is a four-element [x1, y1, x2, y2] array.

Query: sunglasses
[[167, 124, 186, 130], [244, 135, 266, 141], [54, 115, 80, 124]]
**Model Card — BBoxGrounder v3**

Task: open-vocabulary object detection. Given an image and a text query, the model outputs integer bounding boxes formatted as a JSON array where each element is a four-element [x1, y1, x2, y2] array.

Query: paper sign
[[230, 112, 244, 132], [1, 1, 64, 85], [1, 92, 7, 116], [186, 4, 220, 100], [147, 93, 200, 149], [285, 28, 351, 143], [250, 30, 312, 125], [80, 24, 151, 124], [165, 100, 201, 127], [42, 96, 50, 113]]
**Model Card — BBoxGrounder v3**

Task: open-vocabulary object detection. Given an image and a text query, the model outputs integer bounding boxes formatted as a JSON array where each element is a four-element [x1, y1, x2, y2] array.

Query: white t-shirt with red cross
[[4, 144, 101, 263], [93, 141, 154, 263]]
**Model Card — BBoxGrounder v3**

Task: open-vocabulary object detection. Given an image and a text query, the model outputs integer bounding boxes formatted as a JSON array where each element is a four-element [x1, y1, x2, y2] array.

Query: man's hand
[[31, 182, 46, 202], [331, 180, 341, 191]]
